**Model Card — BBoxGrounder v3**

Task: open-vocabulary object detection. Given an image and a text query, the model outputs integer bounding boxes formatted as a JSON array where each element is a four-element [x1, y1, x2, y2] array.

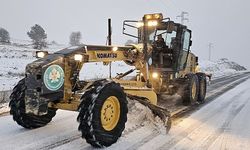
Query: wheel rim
[[191, 81, 197, 99], [101, 96, 120, 131]]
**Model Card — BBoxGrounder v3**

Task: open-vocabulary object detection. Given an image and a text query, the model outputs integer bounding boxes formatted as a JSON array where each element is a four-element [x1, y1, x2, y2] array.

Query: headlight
[[144, 13, 163, 20], [147, 20, 158, 27], [112, 46, 118, 51], [74, 54, 83, 61], [145, 15, 152, 20], [152, 72, 159, 78], [154, 14, 160, 19], [36, 51, 48, 58], [136, 22, 144, 28]]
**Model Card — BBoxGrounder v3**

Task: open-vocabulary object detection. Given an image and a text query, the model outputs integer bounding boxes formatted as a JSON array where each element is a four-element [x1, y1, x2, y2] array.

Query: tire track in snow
[[157, 88, 249, 150], [1, 73, 249, 150], [210, 72, 248, 85], [123, 74, 250, 150], [170, 74, 250, 127], [126, 130, 160, 150], [170, 73, 250, 121], [33, 73, 250, 150], [208, 73, 249, 92], [199, 97, 250, 150], [39, 134, 82, 150]]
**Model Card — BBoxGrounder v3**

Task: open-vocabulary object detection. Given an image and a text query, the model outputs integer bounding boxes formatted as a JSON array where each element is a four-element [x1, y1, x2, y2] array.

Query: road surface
[[0, 73, 249, 150]]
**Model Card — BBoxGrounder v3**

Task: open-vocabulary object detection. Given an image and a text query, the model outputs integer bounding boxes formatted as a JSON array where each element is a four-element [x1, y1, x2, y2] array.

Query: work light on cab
[[144, 13, 163, 20], [147, 20, 158, 27]]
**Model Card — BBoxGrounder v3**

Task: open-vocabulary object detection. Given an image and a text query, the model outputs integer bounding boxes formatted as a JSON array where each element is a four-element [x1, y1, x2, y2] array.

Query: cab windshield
[[149, 30, 177, 47]]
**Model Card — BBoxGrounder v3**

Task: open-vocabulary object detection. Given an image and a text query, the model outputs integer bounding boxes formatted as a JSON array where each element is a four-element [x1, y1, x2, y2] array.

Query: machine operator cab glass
[[122, 13, 192, 71], [150, 30, 177, 68], [149, 22, 192, 72]]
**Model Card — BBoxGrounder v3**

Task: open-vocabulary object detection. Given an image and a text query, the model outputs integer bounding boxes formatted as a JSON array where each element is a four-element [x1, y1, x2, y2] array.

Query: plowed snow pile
[[124, 100, 166, 135], [0, 103, 9, 114]]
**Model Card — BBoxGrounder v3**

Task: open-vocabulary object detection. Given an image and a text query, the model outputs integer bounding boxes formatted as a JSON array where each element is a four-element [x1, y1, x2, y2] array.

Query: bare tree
[[27, 24, 47, 49], [0, 27, 10, 43], [69, 31, 82, 46]]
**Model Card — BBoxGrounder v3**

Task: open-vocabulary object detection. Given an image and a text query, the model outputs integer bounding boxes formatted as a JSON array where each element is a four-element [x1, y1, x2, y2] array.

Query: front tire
[[9, 79, 57, 129], [77, 80, 128, 148]]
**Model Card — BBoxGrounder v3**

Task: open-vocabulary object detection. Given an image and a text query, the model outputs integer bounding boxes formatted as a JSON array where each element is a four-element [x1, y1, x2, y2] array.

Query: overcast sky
[[1, 0, 250, 68]]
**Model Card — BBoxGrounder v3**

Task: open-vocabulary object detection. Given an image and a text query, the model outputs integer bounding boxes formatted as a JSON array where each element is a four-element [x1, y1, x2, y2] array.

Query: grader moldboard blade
[[127, 94, 172, 133]]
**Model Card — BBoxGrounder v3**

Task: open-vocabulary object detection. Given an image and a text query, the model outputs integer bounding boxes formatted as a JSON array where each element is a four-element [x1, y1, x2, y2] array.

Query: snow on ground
[[0, 103, 9, 114], [200, 58, 247, 78], [0, 41, 66, 90], [110, 77, 250, 150], [0, 100, 166, 150], [159, 78, 250, 150], [0, 73, 249, 149]]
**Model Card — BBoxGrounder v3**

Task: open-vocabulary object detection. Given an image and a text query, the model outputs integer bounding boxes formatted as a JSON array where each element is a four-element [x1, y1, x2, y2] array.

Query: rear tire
[[196, 73, 207, 103], [181, 74, 199, 105], [77, 80, 128, 148], [9, 78, 57, 129]]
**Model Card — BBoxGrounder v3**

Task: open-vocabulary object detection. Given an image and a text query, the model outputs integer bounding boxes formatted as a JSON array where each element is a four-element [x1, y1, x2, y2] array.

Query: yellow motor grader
[[9, 13, 206, 147]]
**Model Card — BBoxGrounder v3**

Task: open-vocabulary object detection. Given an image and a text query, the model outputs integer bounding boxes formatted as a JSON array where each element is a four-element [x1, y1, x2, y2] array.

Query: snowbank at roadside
[[0, 103, 9, 115], [199, 58, 247, 78]]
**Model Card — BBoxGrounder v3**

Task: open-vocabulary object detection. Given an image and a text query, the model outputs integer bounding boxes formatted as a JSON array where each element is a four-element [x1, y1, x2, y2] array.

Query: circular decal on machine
[[43, 65, 64, 91]]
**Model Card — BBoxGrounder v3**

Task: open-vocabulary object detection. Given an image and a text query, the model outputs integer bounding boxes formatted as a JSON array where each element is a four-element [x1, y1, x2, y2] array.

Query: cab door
[[177, 30, 192, 71]]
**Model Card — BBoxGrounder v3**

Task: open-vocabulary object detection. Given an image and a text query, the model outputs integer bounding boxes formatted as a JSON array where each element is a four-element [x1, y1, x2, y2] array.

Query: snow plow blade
[[127, 94, 172, 133]]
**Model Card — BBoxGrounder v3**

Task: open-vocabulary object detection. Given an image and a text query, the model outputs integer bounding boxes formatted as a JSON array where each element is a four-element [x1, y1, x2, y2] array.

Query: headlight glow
[[74, 54, 83, 61], [145, 15, 152, 20], [112, 47, 118, 51], [147, 20, 158, 27], [37, 52, 45, 58], [154, 14, 160, 19], [152, 72, 158, 78], [36, 51, 48, 58], [136, 22, 144, 28]]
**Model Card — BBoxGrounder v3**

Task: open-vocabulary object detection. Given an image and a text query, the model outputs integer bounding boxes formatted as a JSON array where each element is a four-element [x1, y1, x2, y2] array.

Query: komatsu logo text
[[97, 53, 117, 59]]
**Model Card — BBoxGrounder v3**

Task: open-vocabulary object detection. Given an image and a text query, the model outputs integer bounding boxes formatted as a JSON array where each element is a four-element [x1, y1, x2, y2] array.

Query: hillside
[[199, 58, 247, 77], [0, 40, 247, 91], [0, 40, 66, 91]]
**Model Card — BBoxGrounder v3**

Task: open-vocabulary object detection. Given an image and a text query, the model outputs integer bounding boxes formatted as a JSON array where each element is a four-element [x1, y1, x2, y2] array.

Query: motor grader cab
[[9, 13, 207, 148], [123, 13, 203, 95]]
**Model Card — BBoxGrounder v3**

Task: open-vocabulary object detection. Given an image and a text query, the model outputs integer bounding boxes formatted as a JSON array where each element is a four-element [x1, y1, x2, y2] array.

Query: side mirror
[[189, 40, 192, 46], [195, 56, 198, 63]]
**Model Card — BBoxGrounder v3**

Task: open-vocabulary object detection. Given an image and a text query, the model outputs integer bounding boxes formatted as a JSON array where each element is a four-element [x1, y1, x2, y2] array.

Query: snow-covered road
[[0, 73, 250, 150], [152, 77, 250, 150]]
